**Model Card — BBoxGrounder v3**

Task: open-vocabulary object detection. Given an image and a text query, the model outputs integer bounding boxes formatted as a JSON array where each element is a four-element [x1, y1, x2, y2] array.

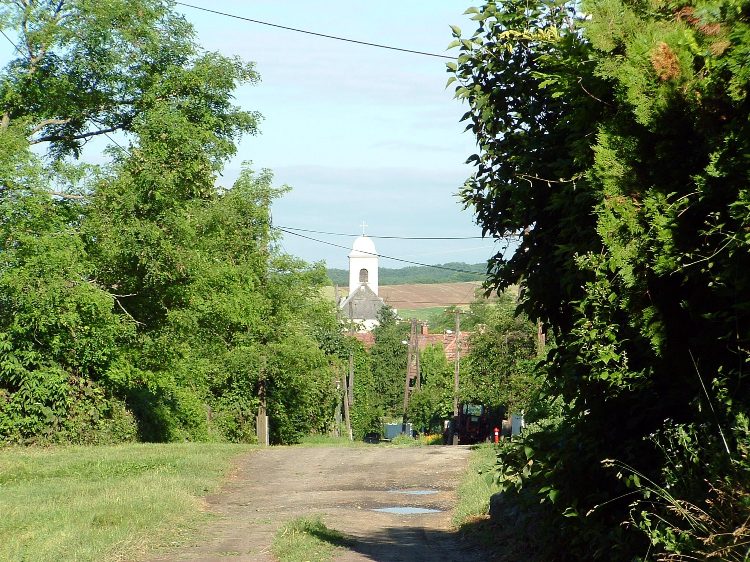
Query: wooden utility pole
[[451, 311, 463, 446], [402, 319, 415, 416], [453, 310, 462, 418], [341, 368, 353, 440], [256, 355, 269, 446], [537, 320, 546, 354], [256, 189, 272, 447], [348, 301, 354, 407], [415, 322, 421, 390]]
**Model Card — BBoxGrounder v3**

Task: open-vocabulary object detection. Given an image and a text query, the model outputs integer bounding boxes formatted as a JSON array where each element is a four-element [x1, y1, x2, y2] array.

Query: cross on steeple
[[360, 220, 368, 235]]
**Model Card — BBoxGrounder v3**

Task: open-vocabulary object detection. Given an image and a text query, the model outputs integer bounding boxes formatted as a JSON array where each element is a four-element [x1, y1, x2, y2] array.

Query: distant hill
[[326, 262, 487, 286]]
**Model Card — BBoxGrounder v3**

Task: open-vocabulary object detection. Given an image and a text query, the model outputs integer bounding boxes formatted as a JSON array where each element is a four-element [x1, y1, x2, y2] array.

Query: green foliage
[[0, 443, 249, 561], [272, 515, 350, 562], [368, 307, 410, 416], [0, 1, 340, 445], [452, 0, 750, 557], [406, 344, 454, 433], [454, 444, 502, 528], [348, 342, 383, 440], [462, 296, 540, 414]]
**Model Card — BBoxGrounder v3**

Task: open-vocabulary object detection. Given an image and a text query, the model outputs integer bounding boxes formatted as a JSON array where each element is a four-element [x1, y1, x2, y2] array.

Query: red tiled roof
[[352, 331, 470, 362]]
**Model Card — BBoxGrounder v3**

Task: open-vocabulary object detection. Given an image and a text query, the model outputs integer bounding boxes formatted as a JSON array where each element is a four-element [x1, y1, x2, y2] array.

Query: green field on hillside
[[397, 307, 465, 329]]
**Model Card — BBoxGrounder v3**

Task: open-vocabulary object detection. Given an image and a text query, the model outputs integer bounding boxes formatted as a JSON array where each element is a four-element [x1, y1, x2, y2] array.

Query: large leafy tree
[[452, 0, 750, 558], [462, 296, 539, 415], [369, 307, 410, 417], [1, 0, 338, 444]]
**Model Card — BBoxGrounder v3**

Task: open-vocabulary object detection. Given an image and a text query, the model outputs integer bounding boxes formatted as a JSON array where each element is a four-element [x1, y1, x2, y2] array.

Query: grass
[[453, 443, 501, 527], [272, 515, 350, 562], [397, 306, 449, 323], [0, 442, 251, 562]]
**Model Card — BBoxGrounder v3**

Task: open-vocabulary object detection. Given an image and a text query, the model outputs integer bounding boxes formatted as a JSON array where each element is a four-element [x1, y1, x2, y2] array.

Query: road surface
[[149, 444, 488, 562]]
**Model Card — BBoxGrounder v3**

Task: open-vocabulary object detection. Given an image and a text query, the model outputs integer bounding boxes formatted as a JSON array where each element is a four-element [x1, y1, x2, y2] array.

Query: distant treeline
[[326, 262, 487, 286]]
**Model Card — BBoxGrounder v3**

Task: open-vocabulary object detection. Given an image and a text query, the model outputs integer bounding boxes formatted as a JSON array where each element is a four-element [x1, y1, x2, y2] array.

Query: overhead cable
[[275, 227, 485, 275], [0, 29, 22, 55], [174, 2, 457, 60], [278, 225, 492, 240]]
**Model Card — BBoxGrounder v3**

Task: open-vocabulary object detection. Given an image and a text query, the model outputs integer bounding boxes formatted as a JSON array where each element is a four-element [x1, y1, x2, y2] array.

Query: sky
[[2, 1, 506, 270], [172, 1, 502, 270]]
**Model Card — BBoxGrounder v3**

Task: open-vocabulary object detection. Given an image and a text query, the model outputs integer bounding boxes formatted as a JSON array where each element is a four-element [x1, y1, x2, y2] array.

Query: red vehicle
[[444, 403, 505, 445]]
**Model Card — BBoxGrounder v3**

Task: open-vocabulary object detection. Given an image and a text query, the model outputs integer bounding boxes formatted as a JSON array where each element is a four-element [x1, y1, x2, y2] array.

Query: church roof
[[340, 283, 385, 321], [349, 235, 377, 258]]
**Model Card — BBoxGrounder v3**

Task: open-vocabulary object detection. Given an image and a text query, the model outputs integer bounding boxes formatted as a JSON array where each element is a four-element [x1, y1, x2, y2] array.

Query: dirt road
[[150, 445, 487, 562]]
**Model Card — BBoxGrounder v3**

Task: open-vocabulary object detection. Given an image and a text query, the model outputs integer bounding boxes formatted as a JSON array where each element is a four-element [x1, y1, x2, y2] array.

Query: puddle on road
[[373, 507, 443, 515], [388, 489, 438, 496]]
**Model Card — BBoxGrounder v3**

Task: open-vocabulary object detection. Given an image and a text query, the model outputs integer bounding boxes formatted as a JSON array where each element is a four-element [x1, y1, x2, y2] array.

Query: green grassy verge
[[453, 444, 501, 527], [0, 442, 251, 562], [272, 515, 351, 562]]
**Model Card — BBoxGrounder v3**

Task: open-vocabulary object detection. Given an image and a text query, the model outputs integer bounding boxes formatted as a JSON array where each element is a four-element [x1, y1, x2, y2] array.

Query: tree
[[462, 296, 539, 415], [368, 306, 409, 417], [1, 1, 340, 445], [406, 344, 454, 433], [452, 0, 750, 558]]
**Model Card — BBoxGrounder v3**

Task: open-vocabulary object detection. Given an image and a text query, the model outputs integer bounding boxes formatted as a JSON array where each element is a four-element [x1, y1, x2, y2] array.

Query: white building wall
[[348, 254, 379, 296]]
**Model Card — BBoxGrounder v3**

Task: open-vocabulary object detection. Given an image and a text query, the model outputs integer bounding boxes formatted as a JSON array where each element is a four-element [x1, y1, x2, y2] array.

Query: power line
[[380, 300, 480, 305], [103, 131, 131, 155], [174, 2, 457, 60], [278, 225, 491, 240], [275, 227, 485, 275], [0, 29, 23, 55]]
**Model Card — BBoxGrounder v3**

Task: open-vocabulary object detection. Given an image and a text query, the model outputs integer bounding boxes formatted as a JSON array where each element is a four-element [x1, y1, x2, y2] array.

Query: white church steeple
[[348, 225, 379, 296]]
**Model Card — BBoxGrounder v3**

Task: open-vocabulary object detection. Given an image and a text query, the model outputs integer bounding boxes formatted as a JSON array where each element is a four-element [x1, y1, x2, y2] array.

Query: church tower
[[348, 234, 379, 296]]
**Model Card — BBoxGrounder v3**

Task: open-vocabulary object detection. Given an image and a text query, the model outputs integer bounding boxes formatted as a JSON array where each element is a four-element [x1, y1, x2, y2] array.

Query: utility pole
[[452, 310, 463, 446], [256, 351, 269, 446], [256, 188, 272, 447], [341, 367, 353, 441], [537, 319, 546, 354], [453, 310, 462, 418], [348, 301, 354, 407], [402, 319, 415, 418], [415, 322, 421, 391]]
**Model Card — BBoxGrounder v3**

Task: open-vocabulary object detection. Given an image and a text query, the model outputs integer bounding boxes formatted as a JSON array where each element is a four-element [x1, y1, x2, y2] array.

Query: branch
[[32, 124, 123, 144], [49, 191, 89, 200], [516, 172, 583, 184], [30, 118, 71, 134], [578, 77, 612, 107], [114, 295, 145, 326]]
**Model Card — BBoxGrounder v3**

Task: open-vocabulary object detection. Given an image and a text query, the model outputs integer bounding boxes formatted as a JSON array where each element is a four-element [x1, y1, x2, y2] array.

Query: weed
[[272, 515, 350, 562]]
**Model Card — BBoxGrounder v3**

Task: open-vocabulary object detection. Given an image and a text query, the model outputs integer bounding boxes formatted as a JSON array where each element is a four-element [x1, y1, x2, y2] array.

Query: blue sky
[[174, 1, 501, 269], [2, 1, 505, 270]]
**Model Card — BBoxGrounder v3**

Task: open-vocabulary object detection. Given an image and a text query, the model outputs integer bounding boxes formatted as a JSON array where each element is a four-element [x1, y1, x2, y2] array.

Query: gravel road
[[149, 445, 489, 562]]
